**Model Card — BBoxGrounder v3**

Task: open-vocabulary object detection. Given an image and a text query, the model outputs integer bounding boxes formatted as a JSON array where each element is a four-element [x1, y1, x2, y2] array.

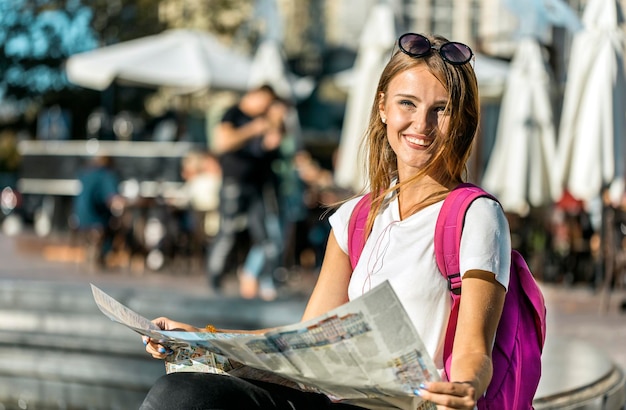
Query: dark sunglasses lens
[[399, 34, 431, 56], [440, 42, 472, 64]]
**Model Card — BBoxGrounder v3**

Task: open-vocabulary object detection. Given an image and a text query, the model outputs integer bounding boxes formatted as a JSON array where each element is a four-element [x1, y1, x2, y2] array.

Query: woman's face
[[379, 65, 450, 180]]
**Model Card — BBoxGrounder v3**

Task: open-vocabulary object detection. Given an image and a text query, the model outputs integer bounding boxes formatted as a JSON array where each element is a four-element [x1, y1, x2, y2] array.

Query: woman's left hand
[[417, 381, 476, 409], [142, 317, 200, 359]]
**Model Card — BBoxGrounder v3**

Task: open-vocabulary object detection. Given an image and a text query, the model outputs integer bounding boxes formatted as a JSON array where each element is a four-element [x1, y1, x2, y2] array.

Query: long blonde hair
[[362, 33, 480, 234]]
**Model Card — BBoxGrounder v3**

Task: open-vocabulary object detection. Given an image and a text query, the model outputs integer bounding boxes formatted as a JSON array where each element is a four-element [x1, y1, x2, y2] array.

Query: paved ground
[[541, 279, 626, 373], [2, 229, 626, 407]]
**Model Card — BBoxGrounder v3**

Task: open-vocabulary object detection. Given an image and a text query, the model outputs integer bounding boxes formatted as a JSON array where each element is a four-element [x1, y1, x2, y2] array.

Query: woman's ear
[[378, 92, 386, 124]]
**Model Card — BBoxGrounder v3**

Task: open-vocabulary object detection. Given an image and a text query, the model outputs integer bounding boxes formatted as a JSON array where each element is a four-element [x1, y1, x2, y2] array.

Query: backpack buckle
[[448, 273, 462, 295]]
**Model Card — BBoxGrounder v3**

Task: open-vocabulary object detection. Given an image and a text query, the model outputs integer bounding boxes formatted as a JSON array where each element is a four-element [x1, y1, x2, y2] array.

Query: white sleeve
[[459, 197, 511, 290], [328, 196, 366, 255]]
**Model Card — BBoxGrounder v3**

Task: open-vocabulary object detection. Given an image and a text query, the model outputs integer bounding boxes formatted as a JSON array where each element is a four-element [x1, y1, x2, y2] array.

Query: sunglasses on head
[[398, 33, 473, 65]]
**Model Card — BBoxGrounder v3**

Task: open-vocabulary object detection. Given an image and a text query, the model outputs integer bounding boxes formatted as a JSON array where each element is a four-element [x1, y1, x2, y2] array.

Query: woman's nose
[[411, 109, 435, 134]]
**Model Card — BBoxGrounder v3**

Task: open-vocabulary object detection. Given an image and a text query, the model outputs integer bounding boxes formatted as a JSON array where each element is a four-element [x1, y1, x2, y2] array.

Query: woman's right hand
[[142, 317, 200, 359]]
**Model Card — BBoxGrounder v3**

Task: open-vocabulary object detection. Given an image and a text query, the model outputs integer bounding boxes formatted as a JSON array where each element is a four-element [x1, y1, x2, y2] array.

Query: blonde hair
[[362, 33, 480, 234]]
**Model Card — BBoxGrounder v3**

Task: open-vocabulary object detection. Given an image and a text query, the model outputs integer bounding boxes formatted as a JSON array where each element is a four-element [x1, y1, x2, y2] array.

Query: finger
[[416, 383, 475, 409], [157, 345, 173, 356], [421, 382, 472, 397], [416, 390, 473, 410], [151, 317, 169, 330], [144, 341, 159, 355], [145, 341, 172, 359], [147, 347, 169, 359]]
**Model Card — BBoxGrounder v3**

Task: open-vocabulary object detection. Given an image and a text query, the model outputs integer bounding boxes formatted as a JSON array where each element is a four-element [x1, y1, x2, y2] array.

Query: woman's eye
[[399, 100, 415, 108], [434, 106, 448, 114]]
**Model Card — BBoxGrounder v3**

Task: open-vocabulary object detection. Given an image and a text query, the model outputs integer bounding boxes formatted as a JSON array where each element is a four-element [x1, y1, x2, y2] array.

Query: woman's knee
[[140, 373, 209, 410]]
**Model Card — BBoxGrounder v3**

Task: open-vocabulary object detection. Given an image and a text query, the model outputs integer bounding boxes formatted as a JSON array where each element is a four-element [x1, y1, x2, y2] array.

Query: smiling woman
[[138, 33, 511, 410]]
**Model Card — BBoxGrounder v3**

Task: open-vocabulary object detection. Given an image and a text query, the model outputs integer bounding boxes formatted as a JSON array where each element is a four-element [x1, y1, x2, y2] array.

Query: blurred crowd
[[7, 84, 622, 301], [511, 188, 626, 295], [69, 85, 352, 300], [4, 104, 626, 302]]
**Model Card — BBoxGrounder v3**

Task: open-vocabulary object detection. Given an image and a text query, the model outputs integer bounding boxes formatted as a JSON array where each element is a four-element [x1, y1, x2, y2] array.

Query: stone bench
[[0, 279, 306, 409], [534, 337, 626, 409]]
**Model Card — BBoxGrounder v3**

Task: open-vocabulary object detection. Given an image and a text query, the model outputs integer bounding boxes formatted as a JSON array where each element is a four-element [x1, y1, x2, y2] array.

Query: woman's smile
[[403, 133, 433, 149]]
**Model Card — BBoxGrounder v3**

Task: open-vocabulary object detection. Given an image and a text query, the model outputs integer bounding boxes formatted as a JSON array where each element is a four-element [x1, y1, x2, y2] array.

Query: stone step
[[0, 278, 308, 409], [0, 346, 163, 390], [0, 375, 148, 410], [0, 346, 164, 409], [0, 330, 141, 356], [0, 280, 307, 330]]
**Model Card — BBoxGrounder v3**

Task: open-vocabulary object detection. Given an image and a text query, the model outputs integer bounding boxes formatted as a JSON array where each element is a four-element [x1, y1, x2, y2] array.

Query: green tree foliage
[[88, 0, 164, 45], [0, 0, 163, 107], [0, 0, 97, 103]]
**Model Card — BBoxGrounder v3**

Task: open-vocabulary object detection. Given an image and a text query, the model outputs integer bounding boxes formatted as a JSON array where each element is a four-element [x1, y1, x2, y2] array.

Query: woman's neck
[[396, 176, 453, 220]]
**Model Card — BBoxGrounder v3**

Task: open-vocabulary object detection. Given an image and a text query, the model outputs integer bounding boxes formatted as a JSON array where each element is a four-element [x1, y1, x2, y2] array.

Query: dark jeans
[[139, 373, 366, 410], [207, 180, 280, 288]]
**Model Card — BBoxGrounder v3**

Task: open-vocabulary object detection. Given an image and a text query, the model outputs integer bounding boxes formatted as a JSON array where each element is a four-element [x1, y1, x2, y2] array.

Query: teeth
[[406, 136, 431, 146]]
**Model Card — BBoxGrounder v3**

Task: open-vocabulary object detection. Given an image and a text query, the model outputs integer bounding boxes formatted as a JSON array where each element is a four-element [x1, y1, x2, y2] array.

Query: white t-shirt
[[329, 194, 511, 376]]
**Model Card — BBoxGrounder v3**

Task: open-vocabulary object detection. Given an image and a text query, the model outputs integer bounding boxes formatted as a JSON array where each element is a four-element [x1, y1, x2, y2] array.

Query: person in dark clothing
[[207, 85, 285, 296]]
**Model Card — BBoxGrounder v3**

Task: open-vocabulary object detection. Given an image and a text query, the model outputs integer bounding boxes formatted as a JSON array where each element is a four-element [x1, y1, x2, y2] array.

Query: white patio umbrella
[[473, 53, 510, 101], [248, 40, 293, 99], [247, 40, 315, 102], [553, 0, 626, 206], [482, 37, 557, 216], [65, 29, 252, 93], [334, 3, 396, 193]]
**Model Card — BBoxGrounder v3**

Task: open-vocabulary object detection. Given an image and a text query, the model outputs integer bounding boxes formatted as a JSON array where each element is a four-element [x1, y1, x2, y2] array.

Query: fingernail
[[413, 389, 422, 396], [143, 339, 148, 345], [419, 383, 427, 390], [158, 347, 166, 353]]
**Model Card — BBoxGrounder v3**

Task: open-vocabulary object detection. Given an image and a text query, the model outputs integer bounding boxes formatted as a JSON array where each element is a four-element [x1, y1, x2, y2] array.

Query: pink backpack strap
[[348, 193, 372, 270], [434, 182, 497, 379]]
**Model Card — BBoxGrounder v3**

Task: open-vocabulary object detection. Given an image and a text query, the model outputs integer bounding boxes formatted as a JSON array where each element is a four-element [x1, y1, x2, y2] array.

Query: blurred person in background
[[168, 150, 222, 265], [207, 85, 286, 299], [183, 151, 222, 238], [72, 155, 125, 267], [0, 130, 23, 236], [291, 150, 351, 270]]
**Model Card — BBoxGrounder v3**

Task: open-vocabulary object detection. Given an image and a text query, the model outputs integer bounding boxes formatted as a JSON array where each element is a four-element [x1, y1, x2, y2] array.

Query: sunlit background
[[1, 0, 626, 409]]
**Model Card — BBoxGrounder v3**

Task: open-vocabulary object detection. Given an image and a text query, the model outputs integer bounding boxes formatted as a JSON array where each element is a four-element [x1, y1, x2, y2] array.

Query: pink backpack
[[348, 183, 547, 409]]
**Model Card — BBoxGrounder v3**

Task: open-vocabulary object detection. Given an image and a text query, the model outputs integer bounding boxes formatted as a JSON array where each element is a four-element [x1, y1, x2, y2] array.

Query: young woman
[[140, 33, 510, 410]]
